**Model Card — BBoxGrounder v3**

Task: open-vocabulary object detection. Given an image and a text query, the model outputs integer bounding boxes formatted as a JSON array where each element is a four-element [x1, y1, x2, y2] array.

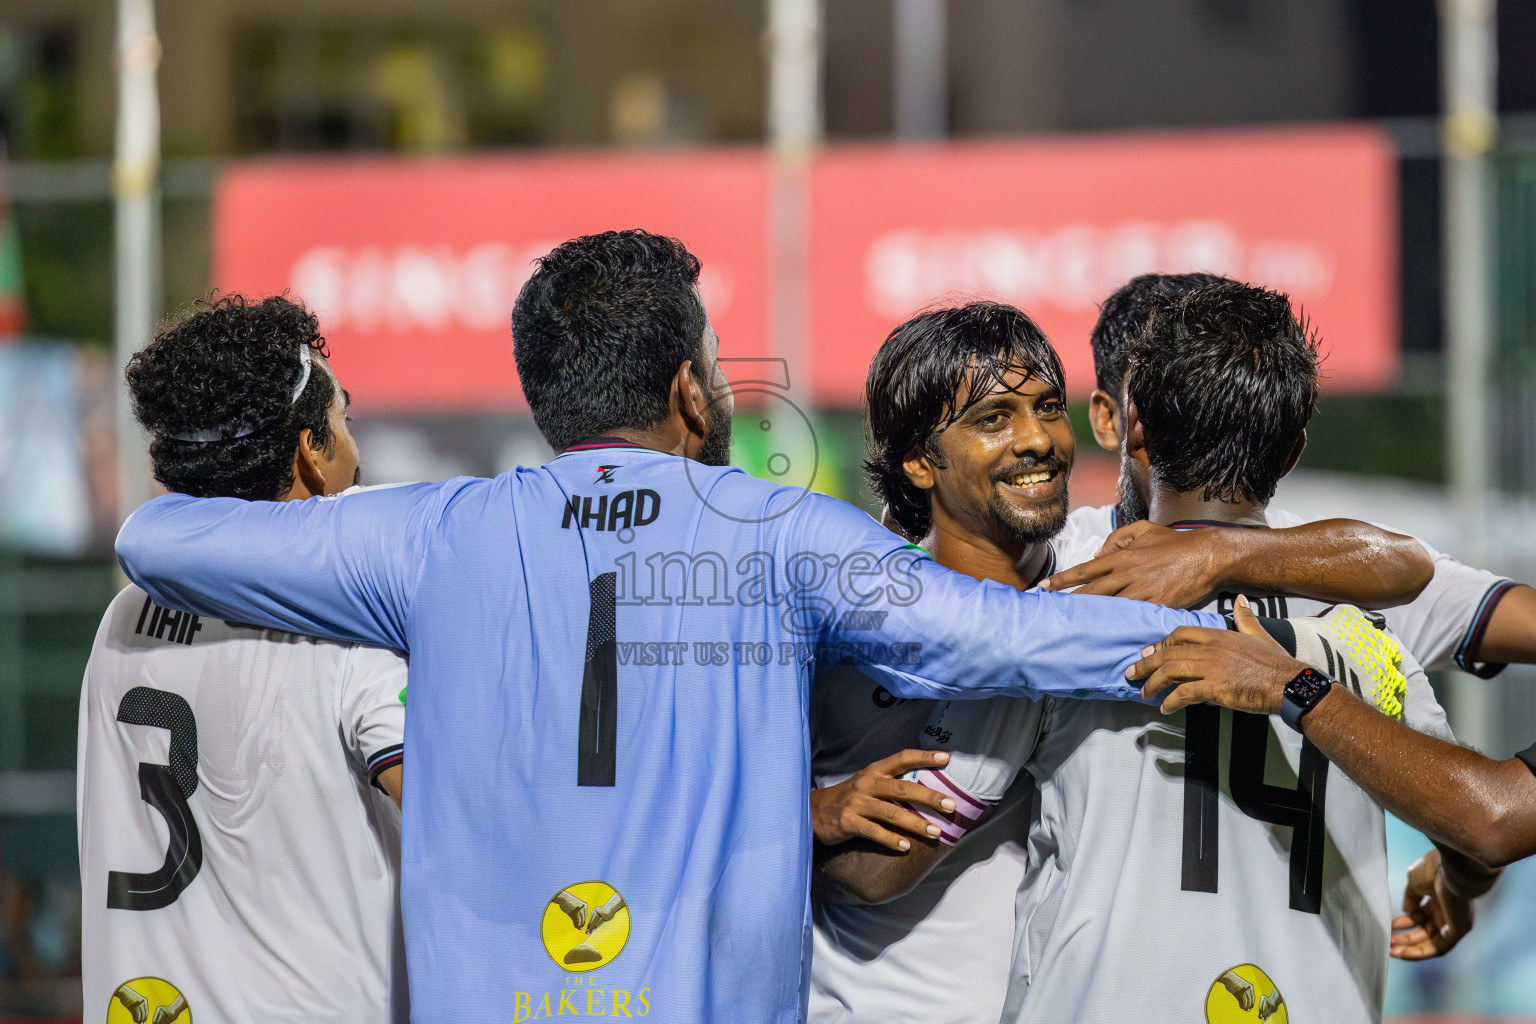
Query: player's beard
[[1116, 453, 1149, 525], [352, 464, 362, 487], [988, 489, 1069, 545], [697, 391, 733, 468], [987, 457, 1070, 545]]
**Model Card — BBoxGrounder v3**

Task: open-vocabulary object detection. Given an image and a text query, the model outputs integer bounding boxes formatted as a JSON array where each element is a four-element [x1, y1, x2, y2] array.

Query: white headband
[[165, 344, 315, 443]]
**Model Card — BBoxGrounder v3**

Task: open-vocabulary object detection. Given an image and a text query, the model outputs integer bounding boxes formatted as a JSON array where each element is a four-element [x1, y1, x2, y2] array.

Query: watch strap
[[1280, 667, 1333, 733]]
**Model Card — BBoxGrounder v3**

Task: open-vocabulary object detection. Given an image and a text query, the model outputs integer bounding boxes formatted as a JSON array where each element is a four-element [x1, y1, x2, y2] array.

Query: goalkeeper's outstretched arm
[[791, 493, 1224, 703], [116, 482, 449, 650]]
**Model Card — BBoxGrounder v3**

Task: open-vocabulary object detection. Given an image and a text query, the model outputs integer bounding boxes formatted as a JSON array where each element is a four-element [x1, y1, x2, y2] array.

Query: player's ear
[[1122, 400, 1148, 462], [1088, 389, 1122, 452], [901, 446, 937, 492], [291, 428, 328, 499], [1281, 430, 1307, 477], [674, 359, 710, 440]]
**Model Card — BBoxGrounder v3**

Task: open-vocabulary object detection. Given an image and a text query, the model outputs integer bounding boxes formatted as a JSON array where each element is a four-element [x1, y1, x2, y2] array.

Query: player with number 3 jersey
[[80, 590, 408, 1024], [79, 297, 408, 1023]]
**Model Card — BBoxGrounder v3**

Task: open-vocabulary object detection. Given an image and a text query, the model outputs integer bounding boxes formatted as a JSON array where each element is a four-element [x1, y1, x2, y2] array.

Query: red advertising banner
[[809, 126, 1398, 402], [215, 150, 768, 410], [216, 125, 1396, 410]]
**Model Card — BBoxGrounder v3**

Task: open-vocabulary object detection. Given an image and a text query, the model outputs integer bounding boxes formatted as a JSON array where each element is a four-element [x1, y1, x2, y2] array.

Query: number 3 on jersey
[[107, 686, 203, 911], [1182, 705, 1328, 914]]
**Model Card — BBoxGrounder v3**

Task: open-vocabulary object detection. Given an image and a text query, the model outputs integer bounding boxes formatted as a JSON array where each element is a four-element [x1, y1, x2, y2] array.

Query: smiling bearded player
[[891, 283, 1481, 1024], [807, 303, 1071, 1024], [804, 301, 1428, 1024]]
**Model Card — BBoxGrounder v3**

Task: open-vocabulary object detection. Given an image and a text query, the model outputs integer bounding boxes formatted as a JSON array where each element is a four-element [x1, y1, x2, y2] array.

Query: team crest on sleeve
[[1205, 964, 1286, 1023], [109, 977, 191, 1023], [540, 881, 631, 971]]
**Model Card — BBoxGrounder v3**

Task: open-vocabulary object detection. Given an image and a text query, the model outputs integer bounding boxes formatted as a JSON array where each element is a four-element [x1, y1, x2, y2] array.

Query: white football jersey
[[808, 553, 1051, 1024], [1069, 503, 1516, 675], [78, 585, 408, 1024], [1002, 518, 1453, 1024]]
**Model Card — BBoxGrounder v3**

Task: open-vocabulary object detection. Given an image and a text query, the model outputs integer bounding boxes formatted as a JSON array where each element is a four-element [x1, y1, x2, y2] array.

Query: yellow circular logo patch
[[108, 977, 191, 1024], [540, 880, 630, 972], [1206, 964, 1286, 1024]]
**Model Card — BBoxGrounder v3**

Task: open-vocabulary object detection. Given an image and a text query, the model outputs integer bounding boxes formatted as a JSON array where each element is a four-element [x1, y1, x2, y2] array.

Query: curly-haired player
[[127, 294, 360, 499], [79, 295, 408, 1023]]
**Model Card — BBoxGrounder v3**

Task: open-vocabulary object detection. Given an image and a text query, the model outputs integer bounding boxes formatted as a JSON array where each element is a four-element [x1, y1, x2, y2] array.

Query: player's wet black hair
[[864, 301, 1065, 540], [1090, 272, 1232, 394], [1127, 282, 1319, 505], [513, 230, 712, 453], [126, 294, 337, 500]]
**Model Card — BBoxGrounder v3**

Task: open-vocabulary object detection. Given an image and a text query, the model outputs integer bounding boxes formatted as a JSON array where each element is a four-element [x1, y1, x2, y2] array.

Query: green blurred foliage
[[232, 24, 551, 154], [0, 26, 80, 161], [1298, 394, 1446, 483], [12, 199, 112, 344], [11, 195, 212, 348], [0, 557, 119, 771], [163, 195, 213, 318]]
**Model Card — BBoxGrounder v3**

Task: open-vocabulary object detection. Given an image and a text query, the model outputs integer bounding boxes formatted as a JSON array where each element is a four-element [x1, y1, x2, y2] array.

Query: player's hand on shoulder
[[1043, 520, 1227, 608], [1392, 848, 1475, 960], [811, 749, 954, 852], [1131, 595, 1300, 715]]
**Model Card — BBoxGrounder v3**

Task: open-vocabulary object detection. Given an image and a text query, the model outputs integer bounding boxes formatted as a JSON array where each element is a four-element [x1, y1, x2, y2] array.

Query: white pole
[[114, 0, 161, 524], [767, 0, 820, 407], [769, 0, 821, 159], [893, 0, 946, 141], [1441, 0, 1498, 756]]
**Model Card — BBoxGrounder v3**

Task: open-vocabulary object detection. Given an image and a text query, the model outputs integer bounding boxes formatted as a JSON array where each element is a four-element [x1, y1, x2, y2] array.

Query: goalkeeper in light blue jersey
[[117, 231, 1232, 1024]]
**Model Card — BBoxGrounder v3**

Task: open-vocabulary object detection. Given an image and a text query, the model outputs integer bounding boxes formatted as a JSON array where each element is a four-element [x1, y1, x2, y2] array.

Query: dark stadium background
[[2, 0, 1536, 1019]]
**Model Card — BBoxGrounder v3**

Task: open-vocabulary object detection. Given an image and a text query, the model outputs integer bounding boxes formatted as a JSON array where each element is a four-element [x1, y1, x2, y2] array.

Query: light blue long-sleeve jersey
[[115, 441, 1221, 1024]]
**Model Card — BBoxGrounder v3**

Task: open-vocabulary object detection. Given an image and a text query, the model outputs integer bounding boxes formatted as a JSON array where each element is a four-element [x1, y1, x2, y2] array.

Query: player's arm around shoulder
[[1043, 517, 1433, 610], [114, 479, 459, 650], [1384, 539, 1531, 674], [786, 492, 1222, 703], [1133, 598, 1536, 870]]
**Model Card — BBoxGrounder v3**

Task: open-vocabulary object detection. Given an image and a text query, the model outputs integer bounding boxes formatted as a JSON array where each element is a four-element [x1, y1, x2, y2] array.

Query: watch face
[[1282, 668, 1334, 731], [1288, 668, 1331, 704]]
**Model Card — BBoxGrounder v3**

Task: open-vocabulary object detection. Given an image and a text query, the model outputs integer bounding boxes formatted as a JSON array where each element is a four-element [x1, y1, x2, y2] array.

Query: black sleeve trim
[[367, 743, 405, 791], [1454, 579, 1518, 679], [1251, 615, 1297, 657], [1516, 740, 1536, 779]]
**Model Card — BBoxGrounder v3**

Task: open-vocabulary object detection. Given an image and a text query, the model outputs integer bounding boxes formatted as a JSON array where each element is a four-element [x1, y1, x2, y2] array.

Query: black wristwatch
[[1280, 667, 1334, 733]]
